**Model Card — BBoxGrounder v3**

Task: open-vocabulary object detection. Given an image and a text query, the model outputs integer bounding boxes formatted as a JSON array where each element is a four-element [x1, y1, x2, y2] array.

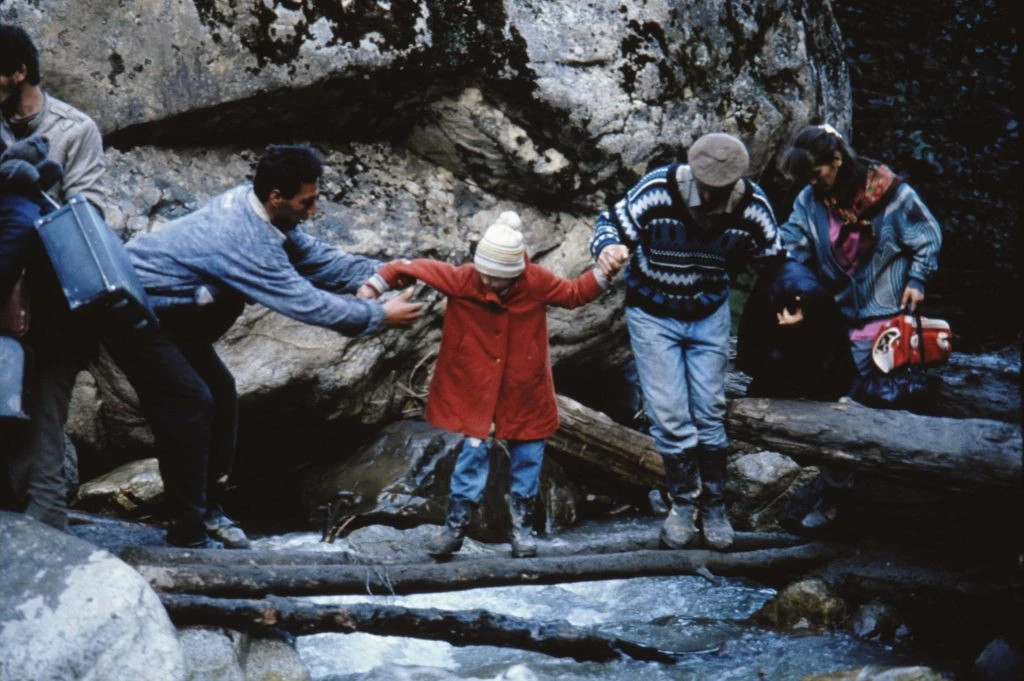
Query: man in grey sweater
[[112, 144, 423, 547]]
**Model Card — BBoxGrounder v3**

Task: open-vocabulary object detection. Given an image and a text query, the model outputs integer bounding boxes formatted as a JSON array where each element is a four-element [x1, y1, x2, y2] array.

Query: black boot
[[698, 445, 735, 550], [507, 494, 537, 558], [427, 497, 474, 560], [660, 451, 700, 549]]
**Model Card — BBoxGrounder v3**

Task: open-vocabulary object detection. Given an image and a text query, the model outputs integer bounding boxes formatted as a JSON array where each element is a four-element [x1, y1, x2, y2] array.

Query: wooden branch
[[726, 397, 1021, 492], [549, 395, 664, 488], [138, 543, 841, 598], [160, 594, 682, 664], [119, 528, 808, 567], [549, 394, 1021, 495]]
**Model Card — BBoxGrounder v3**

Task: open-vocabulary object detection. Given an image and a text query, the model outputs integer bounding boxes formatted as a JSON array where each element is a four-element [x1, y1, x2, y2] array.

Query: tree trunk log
[[924, 348, 1020, 423], [160, 593, 682, 663], [548, 395, 664, 488], [726, 397, 1021, 492], [138, 542, 841, 598], [120, 529, 807, 567], [549, 395, 1021, 494]]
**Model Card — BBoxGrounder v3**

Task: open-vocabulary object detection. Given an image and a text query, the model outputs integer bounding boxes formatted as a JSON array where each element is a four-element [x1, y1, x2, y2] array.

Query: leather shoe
[[205, 512, 252, 549]]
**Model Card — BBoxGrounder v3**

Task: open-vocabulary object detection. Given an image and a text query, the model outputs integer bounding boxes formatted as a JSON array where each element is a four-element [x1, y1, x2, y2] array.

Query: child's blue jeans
[[449, 437, 545, 503]]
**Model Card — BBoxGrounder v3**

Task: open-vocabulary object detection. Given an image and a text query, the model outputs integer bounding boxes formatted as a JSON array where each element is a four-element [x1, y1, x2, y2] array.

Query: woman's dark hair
[[780, 125, 869, 207], [0, 25, 41, 85], [253, 144, 323, 202]]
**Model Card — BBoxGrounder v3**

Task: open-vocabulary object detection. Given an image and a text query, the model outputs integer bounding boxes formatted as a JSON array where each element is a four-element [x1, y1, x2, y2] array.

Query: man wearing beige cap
[[590, 132, 782, 550]]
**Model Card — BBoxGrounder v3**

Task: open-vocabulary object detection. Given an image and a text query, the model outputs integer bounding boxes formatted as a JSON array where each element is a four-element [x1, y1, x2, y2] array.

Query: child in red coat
[[361, 211, 616, 558]]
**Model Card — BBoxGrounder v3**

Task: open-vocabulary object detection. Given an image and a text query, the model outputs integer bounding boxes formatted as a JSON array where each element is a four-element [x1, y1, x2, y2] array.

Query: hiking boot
[[661, 502, 699, 548], [204, 511, 251, 549], [427, 497, 474, 560], [698, 445, 735, 550], [700, 504, 735, 550], [507, 495, 537, 558], [660, 451, 700, 548]]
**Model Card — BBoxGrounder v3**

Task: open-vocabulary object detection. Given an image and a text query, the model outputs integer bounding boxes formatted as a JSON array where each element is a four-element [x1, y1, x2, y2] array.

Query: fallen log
[[549, 395, 664, 488], [138, 542, 842, 598], [726, 397, 1021, 492], [549, 395, 1021, 494], [924, 347, 1021, 423], [725, 346, 1021, 423], [160, 594, 684, 663], [120, 528, 808, 567]]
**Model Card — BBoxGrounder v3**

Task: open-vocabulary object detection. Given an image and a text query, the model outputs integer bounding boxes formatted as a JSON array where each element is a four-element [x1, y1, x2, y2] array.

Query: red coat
[[378, 258, 604, 440]]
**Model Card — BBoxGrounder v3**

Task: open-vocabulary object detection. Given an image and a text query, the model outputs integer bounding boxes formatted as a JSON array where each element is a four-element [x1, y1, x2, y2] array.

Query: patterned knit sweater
[[589, 163, 782, 320]]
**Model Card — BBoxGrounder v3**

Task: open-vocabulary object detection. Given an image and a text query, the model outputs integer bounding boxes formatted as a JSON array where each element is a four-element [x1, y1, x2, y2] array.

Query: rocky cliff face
[[1, 1, 850, 485]]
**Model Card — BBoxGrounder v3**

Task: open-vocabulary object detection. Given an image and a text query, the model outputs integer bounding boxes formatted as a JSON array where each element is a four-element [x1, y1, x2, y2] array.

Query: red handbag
[[0, 267, 31, 337], [871, 311, 952, 374]]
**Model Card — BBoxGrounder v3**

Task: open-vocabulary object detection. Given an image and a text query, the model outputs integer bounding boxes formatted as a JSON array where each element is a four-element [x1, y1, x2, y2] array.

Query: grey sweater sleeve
[[284, 229, 381, 294], [128, 188, 386, 336], [227, 245, 386, 336]]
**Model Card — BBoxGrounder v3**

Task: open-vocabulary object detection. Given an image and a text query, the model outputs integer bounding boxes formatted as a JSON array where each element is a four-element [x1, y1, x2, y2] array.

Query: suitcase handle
[[40, 190, 62, 212]]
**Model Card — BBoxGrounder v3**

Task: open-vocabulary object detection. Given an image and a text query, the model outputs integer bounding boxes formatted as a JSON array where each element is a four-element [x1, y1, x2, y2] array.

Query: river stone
[[73, 457, 163, 516], [241, 636, 313, 681], [727, 451, 823, 531], [753, 578, 847, 632], [0, 511, 184, 681], [850, 601, 909, 646], [178, 627, 309, 681]]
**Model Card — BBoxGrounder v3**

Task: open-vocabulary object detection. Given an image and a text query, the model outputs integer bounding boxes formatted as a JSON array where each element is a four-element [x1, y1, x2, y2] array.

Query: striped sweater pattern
[[590, 163, 781, 320]]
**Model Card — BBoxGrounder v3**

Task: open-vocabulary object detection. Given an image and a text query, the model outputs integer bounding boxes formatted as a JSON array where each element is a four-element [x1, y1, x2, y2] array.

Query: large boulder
[[0, 512, 184, 681]]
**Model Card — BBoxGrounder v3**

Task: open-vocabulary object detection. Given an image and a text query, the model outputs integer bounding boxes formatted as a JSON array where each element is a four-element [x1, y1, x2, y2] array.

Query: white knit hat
[[687, 132, 749, 187], [474, 211, 526, 278]]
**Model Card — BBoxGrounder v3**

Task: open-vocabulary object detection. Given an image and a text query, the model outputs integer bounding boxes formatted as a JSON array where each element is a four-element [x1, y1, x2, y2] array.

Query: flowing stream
[[256, 519, 923, 680]]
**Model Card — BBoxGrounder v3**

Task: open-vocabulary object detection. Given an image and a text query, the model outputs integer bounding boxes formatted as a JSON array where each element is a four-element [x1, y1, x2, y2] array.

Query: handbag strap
[[907, 306, 926, 368]]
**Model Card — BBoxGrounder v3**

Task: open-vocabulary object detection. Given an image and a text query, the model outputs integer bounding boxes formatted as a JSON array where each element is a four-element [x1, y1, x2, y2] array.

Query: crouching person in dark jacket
[[736, 258, 855, 402]]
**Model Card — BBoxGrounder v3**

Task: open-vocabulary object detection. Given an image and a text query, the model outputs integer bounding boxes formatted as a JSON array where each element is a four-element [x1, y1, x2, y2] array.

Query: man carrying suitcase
[[117, 144, 423, 548], [1, 25, 106, 532]]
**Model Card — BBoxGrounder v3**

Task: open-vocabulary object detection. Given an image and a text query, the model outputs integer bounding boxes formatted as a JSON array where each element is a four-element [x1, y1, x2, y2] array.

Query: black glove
[[0, 135, 64, 196]]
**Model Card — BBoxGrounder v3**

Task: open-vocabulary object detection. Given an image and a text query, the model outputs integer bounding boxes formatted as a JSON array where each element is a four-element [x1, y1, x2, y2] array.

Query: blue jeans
[[449, 437, 545, 503], [625, 302, 731, 456]]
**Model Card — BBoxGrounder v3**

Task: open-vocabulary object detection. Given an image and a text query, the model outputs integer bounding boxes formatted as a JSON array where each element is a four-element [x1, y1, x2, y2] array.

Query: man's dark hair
[[0, 25, 41, 85], [253, 144, 324, 202]]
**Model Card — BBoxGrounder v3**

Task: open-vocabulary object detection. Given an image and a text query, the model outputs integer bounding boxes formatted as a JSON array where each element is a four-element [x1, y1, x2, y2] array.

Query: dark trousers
[[0, 332, 81, 531], [102, 300, 240, 541]]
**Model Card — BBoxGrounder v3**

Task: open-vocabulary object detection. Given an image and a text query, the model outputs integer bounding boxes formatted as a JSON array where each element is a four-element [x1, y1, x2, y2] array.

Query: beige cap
[[687, 132, 749, 187]]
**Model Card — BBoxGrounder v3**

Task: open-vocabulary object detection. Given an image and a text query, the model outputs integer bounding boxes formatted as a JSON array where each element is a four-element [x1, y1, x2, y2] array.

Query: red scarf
[[824, 163, 898, 226], [825, 164, 898, 272]]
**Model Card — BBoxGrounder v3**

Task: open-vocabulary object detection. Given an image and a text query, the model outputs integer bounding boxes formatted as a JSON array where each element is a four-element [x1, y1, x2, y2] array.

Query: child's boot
[[427, 497, 474, 559], [507, 494, 537, 558]]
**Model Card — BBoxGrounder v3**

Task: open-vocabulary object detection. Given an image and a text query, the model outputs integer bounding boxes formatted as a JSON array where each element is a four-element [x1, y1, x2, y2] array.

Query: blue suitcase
[[0, 335, 31, 420], [34, 195, 156, 333]]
